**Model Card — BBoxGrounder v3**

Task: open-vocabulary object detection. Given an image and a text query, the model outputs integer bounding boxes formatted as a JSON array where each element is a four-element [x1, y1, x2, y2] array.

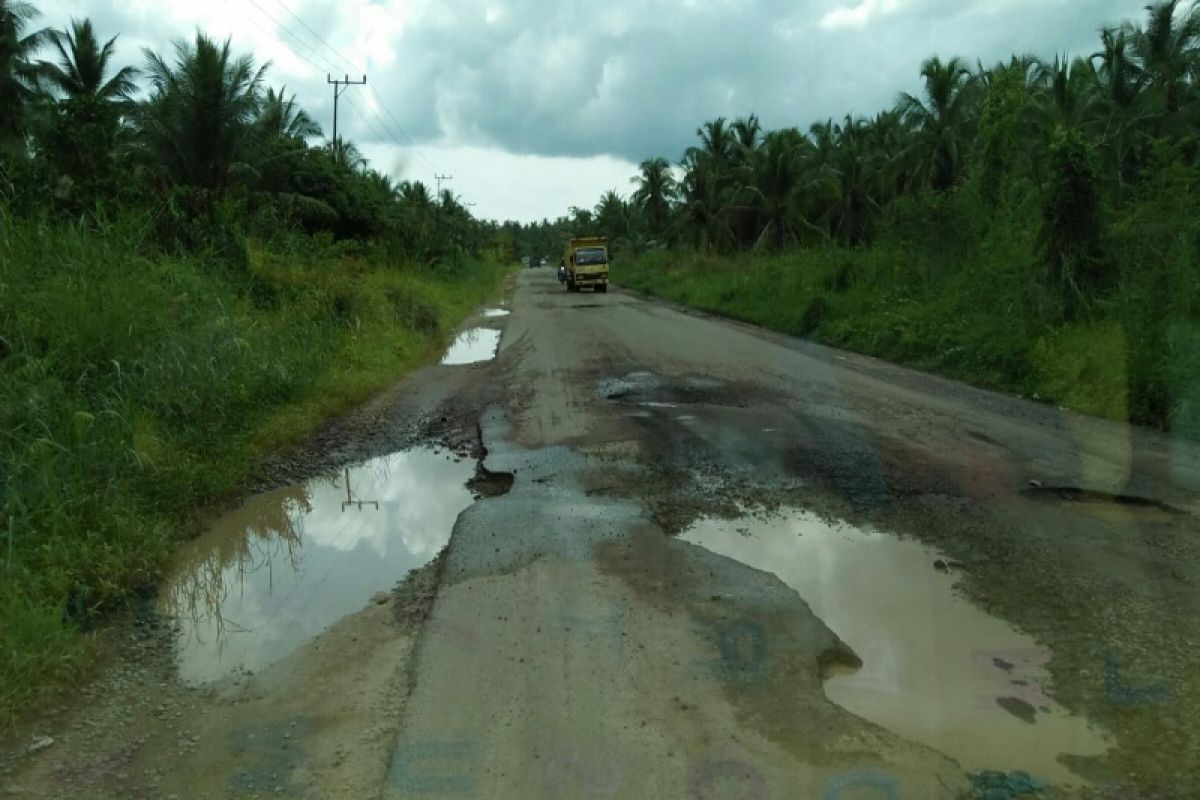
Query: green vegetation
[[1, 1, 509, 722], [522, 1, 1200, 433]]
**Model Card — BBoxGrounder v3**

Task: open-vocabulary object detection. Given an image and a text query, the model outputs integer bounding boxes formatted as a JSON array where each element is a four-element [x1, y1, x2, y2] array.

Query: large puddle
[[159, 448, 475, 683], [440, 328, 501, 365], [681, 509, 1112, 784]]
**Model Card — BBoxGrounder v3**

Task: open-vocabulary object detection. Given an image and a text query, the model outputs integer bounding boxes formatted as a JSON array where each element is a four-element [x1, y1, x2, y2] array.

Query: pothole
[[467, 465, 515, 497], [441, 328, 501, 365], [597, 371, 739, 406], [1022, 486, 1182, 524], [481, 308, 510, 318], [158, 447, 476, 683], [680, 509, 1113, 785]]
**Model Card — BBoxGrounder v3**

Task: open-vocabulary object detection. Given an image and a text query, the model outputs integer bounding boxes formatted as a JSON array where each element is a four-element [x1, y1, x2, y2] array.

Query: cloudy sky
[[31, 0, 1147, 222]]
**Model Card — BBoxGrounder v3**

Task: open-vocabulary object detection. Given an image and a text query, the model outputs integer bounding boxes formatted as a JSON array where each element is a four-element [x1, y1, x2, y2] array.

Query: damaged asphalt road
[[6, 269, 1199, 799]]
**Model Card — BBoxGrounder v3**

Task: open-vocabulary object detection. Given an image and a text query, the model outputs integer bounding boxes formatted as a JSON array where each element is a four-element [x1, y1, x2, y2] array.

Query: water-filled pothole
[[598, 371, 733, 405], [159, 448, 475, 683], [441, 328, 501, 365], [481, 308, 510, 318], [681, 509, 1112, 784]]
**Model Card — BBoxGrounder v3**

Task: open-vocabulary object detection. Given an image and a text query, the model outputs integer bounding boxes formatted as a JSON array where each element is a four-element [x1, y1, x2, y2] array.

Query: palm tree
[[863, 109, 912, 203], [821, 116, 884, 246], [630, 156, 676, 238], [136, 32, 268, 189], [1092, 25, 1148, 184], [1132, 0, 1200, 120], [256, 86, 320, 142], [0, 0, 49, 153], [364, 169, 397, 201], [898, 55, 979, 191], [399, 179, 433, 209], [594, 189, 630, 243], [729, 113, 758, 155], [691, 117, 736, 163], [326, 136, 366, 170], [679, 148, 733, 249], [37, 18, 136, 101], [744, 128, 821, 250], [1034, 54, 1100, 132]]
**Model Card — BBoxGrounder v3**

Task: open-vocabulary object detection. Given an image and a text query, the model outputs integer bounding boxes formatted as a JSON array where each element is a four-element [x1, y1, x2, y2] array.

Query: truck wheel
[[567, 280, 575, 292], [597, 285, 608, 293]]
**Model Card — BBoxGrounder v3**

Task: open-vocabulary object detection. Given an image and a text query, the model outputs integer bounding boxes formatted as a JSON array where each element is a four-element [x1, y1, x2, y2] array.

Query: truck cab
[[563, 237, 609, 293]]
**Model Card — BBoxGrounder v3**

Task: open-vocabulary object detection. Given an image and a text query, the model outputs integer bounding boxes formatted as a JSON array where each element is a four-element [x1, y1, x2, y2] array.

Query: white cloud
[[819, 0, 909, 30]]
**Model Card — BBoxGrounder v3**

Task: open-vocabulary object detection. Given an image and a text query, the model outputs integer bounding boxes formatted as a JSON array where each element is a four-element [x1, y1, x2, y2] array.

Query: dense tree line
[[0, 0, 493, 262], [522, 0, 1199, 321]]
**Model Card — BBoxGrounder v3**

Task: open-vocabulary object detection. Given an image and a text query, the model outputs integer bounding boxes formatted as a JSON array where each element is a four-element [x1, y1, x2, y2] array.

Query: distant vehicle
[[520, 256, 530, 268], [562, 237, 609, 293]]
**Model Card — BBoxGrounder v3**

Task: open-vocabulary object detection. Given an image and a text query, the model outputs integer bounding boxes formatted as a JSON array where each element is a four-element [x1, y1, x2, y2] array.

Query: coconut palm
[[743, 128, 824, 250], [0, 0, 49, 152], [594, 189, 630, 243], [1131, 0, 1200, 119], [1092, 25, 1146, 116], [364, 169, 397, 201], [679, 148, 733, 249], [690, 117, 736, 164], [1092, 25, 1148, 184], [136, 32, 268, 189], [1035, 54, 1100, 131], [37, 18, 136, 101], [256, 86, 320, 143], [822, 116, 884, 246], [898, 55, 979, 191], [631, 156, 676, 238], [326, 136, 365, 171], [399, 179, 433, 209]]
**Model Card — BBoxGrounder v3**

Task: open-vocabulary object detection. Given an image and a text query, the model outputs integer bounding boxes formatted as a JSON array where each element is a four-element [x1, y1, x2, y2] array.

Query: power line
[[236, 0, 440, 177], [265, 0, 442, 175]]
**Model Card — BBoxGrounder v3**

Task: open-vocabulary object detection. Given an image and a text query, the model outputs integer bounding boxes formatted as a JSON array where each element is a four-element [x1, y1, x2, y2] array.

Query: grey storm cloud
[[30, 0, 1149, 164]]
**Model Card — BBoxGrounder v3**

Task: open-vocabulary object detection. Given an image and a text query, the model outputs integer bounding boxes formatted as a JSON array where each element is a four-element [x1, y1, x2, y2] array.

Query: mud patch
[[441, 328, 502, 365], [680, 509, 1113, 785], [159, 447, 475, 683]]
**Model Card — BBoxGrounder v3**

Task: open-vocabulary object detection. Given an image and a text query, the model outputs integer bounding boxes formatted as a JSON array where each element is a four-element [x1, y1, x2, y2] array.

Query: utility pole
[[327, 73, 367, 145], [435, 174, 453, 239]]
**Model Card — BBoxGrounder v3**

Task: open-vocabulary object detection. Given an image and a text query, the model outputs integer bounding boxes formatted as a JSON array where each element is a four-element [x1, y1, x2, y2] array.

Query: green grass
[[0, 214, 506, 724], [619, 201, 1199, 434]]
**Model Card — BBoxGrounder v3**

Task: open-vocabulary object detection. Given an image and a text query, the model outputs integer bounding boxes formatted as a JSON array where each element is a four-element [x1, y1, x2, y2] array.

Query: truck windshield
[[575, 248, 607, 265]]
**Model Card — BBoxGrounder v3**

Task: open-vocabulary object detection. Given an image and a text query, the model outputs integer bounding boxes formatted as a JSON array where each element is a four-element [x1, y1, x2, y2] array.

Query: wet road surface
[[6, 269, 1199, 799]]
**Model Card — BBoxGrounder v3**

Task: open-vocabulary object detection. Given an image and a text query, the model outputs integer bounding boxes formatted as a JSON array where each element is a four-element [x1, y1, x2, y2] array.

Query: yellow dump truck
[[562, 237, 609, 293]]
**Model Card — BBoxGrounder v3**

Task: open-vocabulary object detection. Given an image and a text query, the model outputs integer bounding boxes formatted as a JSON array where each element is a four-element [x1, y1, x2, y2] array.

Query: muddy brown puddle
[[682, 509, 1113, 785], [440, 328, 502, 365], [158, 448, 475, 683]]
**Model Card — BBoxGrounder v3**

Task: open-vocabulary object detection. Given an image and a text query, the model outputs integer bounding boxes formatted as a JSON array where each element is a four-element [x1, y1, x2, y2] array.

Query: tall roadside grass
[[0, 213, 506, 723], [619, 194, 1199, 435]]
